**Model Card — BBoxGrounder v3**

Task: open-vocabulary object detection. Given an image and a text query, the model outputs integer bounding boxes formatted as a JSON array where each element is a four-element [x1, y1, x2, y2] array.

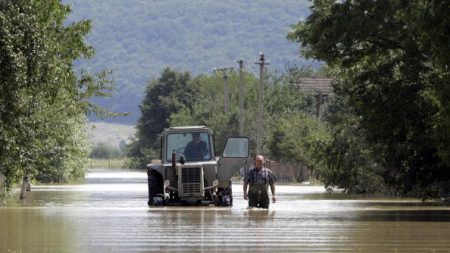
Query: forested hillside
[[65, 0, 311, 124]]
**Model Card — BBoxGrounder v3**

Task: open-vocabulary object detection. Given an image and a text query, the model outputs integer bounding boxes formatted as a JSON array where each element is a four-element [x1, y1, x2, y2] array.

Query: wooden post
[[19, 175, 30, 200], [213, 67, 234, 113], [0, 173, 5, 189], [0, 173, 5, 201], [237, 59, 245, 136], [254, 53, 269, 154]]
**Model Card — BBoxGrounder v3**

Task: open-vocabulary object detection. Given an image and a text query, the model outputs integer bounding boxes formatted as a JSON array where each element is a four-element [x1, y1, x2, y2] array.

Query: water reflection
[[0, 169, 449, 252], [0, 208, 89, 252]]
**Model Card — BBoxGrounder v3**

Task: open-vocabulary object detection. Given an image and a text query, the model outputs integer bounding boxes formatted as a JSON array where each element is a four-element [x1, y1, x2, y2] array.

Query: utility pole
[[237, 59, 245, 136], [254, 53, 269, 154], [315, 90, 323, 118], [314, 91, 328, 118], [214, 67, 234, 113]]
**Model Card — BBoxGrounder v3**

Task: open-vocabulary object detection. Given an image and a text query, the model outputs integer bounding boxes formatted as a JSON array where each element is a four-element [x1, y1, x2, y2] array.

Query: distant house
[[293, 77, 333, 95], [293, 77, 333, 117]]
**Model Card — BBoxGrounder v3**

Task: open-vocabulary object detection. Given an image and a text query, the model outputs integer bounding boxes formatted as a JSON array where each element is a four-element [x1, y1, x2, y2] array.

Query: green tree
[[134, 65, 329, 170], [288, 0, 450, 196], [0, 0, 113, 188], [169, 67, 323, 159], [264, 66, 326, 162], [267, 111, 329, 166], [418, 1, 450, 169], [169, 71, 257, 154], [320, 94, 389, 193], [90, 142, 123, 159], [127, 67, 195, 168]]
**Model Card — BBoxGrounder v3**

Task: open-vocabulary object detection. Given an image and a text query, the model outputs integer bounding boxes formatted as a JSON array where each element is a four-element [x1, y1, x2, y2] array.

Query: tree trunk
[[19, 176, 30, 200]]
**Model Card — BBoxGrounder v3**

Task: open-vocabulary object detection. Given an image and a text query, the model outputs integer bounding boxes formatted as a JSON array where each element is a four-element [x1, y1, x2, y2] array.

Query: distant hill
[[65, 0, 312, 124]]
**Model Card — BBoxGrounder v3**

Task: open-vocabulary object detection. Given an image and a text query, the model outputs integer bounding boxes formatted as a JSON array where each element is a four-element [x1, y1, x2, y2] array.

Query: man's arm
[[270, 183, 276, 203], [243, 182, 248, 200]]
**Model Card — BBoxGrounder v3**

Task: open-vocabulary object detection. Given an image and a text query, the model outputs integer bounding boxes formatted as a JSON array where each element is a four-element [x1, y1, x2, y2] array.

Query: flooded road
[[1, 169, 450, 252]]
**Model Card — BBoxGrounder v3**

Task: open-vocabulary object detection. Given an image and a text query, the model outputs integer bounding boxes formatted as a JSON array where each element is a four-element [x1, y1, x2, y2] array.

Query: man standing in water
[[243, 155, 276, 209]]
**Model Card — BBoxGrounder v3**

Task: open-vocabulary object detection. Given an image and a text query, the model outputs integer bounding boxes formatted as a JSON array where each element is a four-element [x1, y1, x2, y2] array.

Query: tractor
[[147, 126, 249, 206]]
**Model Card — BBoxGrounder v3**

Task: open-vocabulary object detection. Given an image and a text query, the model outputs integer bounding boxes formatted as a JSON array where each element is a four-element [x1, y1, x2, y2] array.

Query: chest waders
[[248, 182, 270, 209]]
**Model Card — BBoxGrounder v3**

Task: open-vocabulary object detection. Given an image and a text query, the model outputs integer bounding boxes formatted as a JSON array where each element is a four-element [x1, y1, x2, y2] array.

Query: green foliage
[[129, 64, 326, 168], [419, 1, 450, 168], [267, 111, 329, 166], [170, 71, 259, 153], [127, 68, 194, 168], [0, 0, 113, 188], [320, 95, 389, 193], [289, 0, 450, 196], [90, 142, 125, 159]]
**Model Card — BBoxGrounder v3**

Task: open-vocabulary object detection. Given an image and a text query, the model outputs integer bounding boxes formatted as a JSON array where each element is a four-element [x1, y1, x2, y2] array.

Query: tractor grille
[[181, 167, 201, 194]]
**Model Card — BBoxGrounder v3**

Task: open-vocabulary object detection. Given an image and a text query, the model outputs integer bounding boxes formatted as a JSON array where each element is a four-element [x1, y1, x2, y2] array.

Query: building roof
[[294, 77, 333, 94]]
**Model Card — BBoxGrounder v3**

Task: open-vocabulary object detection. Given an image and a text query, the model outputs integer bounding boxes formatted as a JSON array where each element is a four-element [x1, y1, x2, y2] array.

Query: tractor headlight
[[164, 180, 170, 187]]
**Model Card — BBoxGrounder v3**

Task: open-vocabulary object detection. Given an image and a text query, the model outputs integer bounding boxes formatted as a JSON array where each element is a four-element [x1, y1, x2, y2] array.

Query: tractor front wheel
[[147, 170, 163, 206]]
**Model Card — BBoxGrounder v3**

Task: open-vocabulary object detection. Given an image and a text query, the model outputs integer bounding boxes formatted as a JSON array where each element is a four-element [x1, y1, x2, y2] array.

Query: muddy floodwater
[[1, 169, 449, 252]]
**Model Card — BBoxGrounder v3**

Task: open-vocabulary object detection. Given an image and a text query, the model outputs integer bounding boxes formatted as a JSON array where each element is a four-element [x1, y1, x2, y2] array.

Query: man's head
[[255, 154, 265, 170], [192, 132, 201, 144]]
